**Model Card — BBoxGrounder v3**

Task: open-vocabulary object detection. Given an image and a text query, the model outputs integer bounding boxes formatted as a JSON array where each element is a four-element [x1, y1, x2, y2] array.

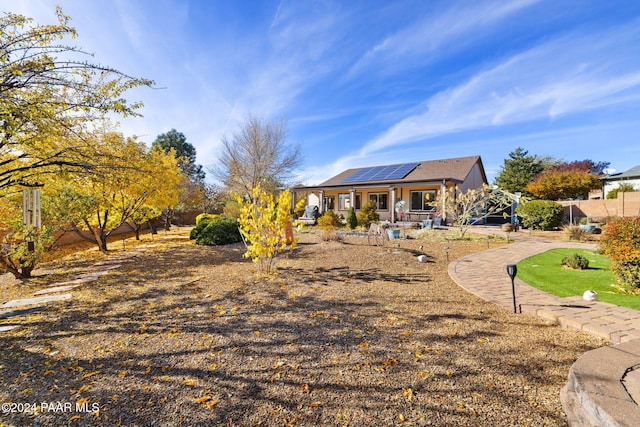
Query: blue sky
[[7, 0, 640, 185]]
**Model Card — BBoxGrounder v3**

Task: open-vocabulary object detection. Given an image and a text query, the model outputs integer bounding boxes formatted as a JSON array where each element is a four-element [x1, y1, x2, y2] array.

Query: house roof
[[602, 165, 640, 181], [306, 155, 485, 189]]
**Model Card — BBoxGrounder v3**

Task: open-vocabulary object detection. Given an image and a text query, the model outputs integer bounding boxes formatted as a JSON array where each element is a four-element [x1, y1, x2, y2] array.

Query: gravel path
[[0, 228, 606, 426]]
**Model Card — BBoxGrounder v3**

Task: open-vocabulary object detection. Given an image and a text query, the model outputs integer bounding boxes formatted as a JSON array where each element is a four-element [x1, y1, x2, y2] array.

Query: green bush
[[357, 201, 379, 229], [516, 200, 564, 230], [600, 216, 640, 288], [189, 216, 212, 240], [346, 207, 358, 230], [317, 210, 341, 228], [192, 216, 242, 246], [561, 253, 589, 270]]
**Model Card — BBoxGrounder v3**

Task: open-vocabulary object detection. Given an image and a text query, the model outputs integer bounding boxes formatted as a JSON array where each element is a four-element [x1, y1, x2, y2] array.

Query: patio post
[[390, 187, 397, 223]]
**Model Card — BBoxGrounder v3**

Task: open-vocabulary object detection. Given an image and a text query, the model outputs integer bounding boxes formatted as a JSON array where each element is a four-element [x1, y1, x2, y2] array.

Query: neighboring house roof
[[305, 155, 485, 189], [601, 165, 640, 181]]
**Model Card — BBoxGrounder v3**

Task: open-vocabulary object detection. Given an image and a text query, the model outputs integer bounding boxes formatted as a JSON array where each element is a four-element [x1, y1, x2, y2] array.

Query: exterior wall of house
[[457, 163, 486, 192], [316, 184, 447, 222], [603, 178, 640, 198]]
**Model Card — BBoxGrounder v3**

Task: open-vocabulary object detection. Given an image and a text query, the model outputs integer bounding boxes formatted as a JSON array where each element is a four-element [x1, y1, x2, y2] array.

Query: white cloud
[[300, 20, 640, 185], [360, 23, 640, 155], [349, 0, 539, 76]]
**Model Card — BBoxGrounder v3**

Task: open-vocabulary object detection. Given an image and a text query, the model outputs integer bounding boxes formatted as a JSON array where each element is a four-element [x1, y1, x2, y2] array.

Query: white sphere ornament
[[583, 290, 598, 302]]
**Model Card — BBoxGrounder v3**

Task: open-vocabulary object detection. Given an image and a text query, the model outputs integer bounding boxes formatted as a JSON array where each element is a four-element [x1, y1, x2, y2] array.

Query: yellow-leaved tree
[[235, 183, 303, 274], [0, 8, 153, 195], [45, 129, 183, 251]]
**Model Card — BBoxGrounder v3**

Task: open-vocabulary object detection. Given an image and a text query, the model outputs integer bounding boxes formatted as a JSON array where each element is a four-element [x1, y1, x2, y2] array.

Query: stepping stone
[[0, 324, 20, 332], [76, 271, 109, 279], [34, 285, 79, 296], [88, 264, 121, 271], [1, 293, 72, 309], [93, 260, 125, 266], [52, 277, 97, 286], [0, 306, 47, 319]]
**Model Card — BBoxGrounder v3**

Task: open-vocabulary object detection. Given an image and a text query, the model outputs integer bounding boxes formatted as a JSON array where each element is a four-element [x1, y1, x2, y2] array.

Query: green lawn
[[517, 248, 640, 310]]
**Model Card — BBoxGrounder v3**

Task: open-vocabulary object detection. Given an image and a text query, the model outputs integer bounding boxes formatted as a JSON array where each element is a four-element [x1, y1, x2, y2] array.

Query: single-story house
[[601, 165, 640, 198], [292, 155, 487, 223]]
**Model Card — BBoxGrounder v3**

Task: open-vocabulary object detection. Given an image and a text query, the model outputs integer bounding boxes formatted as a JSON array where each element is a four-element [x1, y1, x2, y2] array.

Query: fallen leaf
[[381, 358, 398, 366], [206, 398, 220, 409], [82, 371, 100, 379]]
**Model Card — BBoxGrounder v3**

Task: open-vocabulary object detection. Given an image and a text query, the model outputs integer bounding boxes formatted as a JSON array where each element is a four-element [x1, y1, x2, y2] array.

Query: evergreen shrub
[[357, 201, 379, 229], [561, 253, 589, 270], [516, 200, 563, 230], [346, 207, 358, 229], [191, 216, 241, 245]]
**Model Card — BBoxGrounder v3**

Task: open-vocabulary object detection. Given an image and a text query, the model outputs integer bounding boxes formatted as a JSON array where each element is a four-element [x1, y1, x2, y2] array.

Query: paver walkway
[[448, 230, 640, 344], [448, 228, 640, 426]]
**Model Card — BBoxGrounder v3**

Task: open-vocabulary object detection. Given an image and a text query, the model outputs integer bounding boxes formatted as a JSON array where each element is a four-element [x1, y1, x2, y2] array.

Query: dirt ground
[[0, 227, 606, 426]]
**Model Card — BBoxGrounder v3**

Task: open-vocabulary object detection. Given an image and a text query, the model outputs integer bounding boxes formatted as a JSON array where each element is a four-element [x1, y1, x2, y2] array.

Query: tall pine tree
[[494, 147, 546, 196]]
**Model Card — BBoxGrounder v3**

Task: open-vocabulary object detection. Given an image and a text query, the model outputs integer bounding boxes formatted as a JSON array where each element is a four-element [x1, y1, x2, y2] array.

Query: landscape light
[[506, 264, 518, 314]]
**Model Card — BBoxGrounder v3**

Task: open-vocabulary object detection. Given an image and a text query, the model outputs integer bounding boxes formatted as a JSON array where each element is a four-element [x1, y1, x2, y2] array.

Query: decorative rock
[[417, 255, 428, 263], [583, 290, 598, 301], [0, 324, 20, 332]]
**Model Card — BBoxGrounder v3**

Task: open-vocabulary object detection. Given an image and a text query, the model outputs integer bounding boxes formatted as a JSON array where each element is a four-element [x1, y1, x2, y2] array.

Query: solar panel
[[342, 162, 419, 183]]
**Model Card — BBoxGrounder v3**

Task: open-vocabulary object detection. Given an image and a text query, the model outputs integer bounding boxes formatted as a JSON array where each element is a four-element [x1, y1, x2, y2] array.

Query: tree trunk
[[0, 255, 31, 280], [148, 220, 157, 235], [163, 208, 174, 231], [98, 234, 108, 252]]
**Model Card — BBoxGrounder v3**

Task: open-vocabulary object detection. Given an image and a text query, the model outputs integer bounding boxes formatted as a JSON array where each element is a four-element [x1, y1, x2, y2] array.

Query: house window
[[410, 190, 436, 211], [368, 192, 388, 210], [338, 194, 350, 210], [339, 193, 361, 210]]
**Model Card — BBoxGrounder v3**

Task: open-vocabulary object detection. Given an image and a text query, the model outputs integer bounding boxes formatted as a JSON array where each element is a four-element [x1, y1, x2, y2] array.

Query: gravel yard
[[0, 227, 606, 426]]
